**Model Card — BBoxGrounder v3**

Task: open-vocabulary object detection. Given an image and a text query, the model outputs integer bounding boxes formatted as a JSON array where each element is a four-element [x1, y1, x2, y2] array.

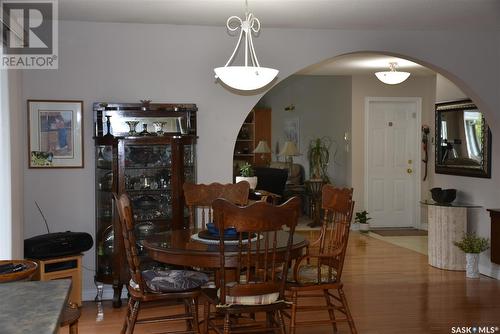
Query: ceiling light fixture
[[375, 62, 411, 85], [214, 0, 278, 91]]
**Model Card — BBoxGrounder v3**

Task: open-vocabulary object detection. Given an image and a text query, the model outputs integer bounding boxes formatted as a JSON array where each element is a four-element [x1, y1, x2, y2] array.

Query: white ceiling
[[298, 53, 435, 76], [59, 0, 500, 31]]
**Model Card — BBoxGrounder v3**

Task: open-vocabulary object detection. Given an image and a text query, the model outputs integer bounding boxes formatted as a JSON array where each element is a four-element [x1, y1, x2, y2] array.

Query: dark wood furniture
[[305, 179, 327, 227], [143, 230, 308, 270], [487, 209, 500, 264], [202, 197, 301, 334], [283, 185, 357, 334], [114, 193, 203, 334], [0, 260, 37, 283], [59, 304, 81, 334], [233, 108, 272, 177], [94, 102, 197, 307], [183, 182, 250, 230]]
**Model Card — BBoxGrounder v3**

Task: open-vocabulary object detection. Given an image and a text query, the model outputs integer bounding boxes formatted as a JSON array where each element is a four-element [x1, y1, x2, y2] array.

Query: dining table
[[143, 229, 308, 269]]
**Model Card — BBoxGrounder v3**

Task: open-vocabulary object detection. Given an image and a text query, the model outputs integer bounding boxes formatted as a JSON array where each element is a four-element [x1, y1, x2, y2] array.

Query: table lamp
[[253, 140, 271, 165], [279, 141, 301, 176]]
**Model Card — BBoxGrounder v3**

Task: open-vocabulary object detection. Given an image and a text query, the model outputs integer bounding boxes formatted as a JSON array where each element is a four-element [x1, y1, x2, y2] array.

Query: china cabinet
[[94, 102, 197, 307]]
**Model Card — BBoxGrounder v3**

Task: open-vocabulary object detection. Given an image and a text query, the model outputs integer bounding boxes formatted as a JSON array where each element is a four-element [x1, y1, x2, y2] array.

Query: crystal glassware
[[125, 121, 140, 136], [103, 115, 113, 138], [139, 123, 150, 136], [152, 122, 166, 135]]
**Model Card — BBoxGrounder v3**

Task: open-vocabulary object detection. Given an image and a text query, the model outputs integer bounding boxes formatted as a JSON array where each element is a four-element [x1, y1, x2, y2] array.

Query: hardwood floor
[[68, 231, 500, 334]]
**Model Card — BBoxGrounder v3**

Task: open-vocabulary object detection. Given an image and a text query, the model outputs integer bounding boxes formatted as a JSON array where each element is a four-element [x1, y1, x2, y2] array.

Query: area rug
[[370, 229, 428, 237]]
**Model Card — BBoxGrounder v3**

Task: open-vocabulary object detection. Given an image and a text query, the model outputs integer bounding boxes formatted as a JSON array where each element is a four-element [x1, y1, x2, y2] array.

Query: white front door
[[364, 97, 421, 228]]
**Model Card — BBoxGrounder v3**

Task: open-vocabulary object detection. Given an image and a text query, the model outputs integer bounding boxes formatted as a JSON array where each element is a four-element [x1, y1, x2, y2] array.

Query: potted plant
[[355, 210, 371, 233], [307, 137, 333, 182], [454, 233, 490, 278], [235, 162, 258, 189]]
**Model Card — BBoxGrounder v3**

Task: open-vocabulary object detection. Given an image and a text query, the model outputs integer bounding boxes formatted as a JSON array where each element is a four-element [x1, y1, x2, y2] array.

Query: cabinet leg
[[112, 283, 123, 308]]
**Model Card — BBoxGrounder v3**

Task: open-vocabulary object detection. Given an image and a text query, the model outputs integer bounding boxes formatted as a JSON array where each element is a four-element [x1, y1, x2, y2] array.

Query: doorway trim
[[363, 96, 422, 229]]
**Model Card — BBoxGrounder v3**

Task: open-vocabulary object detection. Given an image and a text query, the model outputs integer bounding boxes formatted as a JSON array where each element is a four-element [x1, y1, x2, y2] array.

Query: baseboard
[[479, 263, 500, 280]]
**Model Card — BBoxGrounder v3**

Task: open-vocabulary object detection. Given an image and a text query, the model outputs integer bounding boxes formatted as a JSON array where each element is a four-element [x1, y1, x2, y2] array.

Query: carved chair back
[[317, 185, 354, 281], [113, 192, 146, 295], [212, 197, 301, 305], [183, 182, 249, 229]]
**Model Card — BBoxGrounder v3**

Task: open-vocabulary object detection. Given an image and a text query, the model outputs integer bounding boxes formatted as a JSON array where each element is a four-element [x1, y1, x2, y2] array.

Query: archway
[[230, 51, 493, 240]]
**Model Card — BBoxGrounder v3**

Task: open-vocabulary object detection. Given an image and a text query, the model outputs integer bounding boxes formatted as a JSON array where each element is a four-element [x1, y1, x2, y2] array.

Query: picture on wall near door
[[284, 117, 300, 146], [28, 100, 84, 168]]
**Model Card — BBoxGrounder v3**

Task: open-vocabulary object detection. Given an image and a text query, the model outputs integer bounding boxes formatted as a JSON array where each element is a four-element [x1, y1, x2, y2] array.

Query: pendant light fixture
[[375, 62, 410, 85], [214, 0, 278, 91]]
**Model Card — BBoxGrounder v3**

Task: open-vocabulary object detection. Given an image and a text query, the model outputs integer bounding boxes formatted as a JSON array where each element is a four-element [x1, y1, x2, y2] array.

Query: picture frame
[[28, 100, 84, 168], [284, 117, 300, 146]]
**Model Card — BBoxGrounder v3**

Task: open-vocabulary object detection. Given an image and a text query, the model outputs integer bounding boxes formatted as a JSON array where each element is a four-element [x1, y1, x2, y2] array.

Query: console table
[[421, 201, 481, 270], [487, 209, 500, 264]]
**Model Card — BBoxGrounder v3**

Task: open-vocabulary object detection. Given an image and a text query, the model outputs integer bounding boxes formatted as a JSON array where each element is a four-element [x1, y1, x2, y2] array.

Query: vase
[[125, 121, 139, 136], [153, 122, 166, 135], [139, 123, 150, 136], [465, 253, 480, 279], [359, 223, 370, 233]]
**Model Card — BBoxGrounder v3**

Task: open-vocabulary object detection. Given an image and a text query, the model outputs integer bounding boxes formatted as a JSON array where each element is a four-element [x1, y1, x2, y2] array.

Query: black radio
[[24, 232, 93, 259]]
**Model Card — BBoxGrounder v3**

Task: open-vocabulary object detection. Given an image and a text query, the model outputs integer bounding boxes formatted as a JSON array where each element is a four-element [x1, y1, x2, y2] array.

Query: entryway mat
[[370, 229, 428, 237]]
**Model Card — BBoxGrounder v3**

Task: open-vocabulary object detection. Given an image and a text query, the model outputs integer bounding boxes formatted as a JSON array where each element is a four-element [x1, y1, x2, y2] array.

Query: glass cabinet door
[[123, 144, 172, 255], [95, 144, 114, 279], [183, 143, 196, 183]]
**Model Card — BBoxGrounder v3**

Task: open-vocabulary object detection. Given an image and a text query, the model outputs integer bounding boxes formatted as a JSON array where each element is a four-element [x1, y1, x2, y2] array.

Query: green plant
[[307, 137, 332, 182], [454, 233, 490, 253], [355, 211, 371, 224], [239, 162, 254, 177]]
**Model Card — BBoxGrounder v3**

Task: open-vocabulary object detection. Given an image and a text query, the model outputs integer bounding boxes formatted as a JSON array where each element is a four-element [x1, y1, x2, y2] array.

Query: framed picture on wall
[[28, 100, 84, 168], [284, 117, 300, 146]]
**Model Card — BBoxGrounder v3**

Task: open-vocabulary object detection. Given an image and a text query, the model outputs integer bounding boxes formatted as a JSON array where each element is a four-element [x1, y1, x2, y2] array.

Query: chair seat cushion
[[287, 264, 337, 284], [130, 269, 209, 293], [218, 282, 280, 306], [224, 292, 280, 306]]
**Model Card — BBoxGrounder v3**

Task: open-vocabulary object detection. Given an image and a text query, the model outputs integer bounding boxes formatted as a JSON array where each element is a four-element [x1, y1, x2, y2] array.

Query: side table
[[421, 201, 481, 270], [33, 254, 83, 306], [306, 179, 326, 227]]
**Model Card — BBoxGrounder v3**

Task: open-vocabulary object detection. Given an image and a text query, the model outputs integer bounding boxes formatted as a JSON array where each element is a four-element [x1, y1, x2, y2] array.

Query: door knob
[[407, 168, 413, 174]]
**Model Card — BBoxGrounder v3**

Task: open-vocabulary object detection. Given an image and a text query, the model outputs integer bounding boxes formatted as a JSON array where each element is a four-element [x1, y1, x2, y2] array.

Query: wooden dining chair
[[283, 185, 356, 334], [113, 193, 209, 334], [183, 182, 250, 230], [203, 196, 301, 334]]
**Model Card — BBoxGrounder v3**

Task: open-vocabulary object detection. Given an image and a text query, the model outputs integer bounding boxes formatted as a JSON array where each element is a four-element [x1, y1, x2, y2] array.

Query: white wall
[[436, 74, 467, 102], [258, 75, 352, 186], [0, 70, 23, 260], [18, 21, 500, 298], [9, 71, 24, 258], [0, 70, 12, 259], [433, 75, 500, 279]]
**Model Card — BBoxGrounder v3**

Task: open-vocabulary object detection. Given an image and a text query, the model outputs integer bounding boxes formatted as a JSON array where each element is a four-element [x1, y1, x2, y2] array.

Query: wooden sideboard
[[487, 209, 500, 264]]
